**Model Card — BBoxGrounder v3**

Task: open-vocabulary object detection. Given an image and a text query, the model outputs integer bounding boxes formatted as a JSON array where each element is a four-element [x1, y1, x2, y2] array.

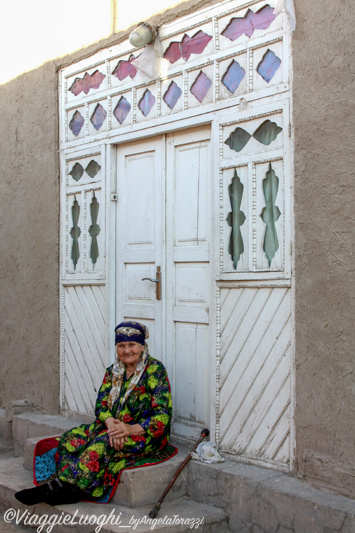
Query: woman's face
[[116, 341, 143, 368]]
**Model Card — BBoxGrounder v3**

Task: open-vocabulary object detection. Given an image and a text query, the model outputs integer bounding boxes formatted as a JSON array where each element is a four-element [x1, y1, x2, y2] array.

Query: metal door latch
[[142, 266, 161, 300]]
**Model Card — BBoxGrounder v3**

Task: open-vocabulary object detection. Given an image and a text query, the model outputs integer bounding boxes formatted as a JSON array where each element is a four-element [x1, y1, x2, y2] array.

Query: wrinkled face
[[116, 341, 144, 369]]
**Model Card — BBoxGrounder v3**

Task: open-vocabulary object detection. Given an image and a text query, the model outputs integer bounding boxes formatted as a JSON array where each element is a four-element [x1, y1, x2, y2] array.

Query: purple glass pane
[[222, 61, 245, 93], [257, 49, 281, 82], [256, 50, 281, 83], [69, 70, 105, 96], [190, 71, 212, 103], [112, 54, 138, 81], [113, 96, 131, 124], [90, 104, 107, 130], [164, 31, 213, 64], [69, 110, 85, 136], [221, 5, 276, 41], [138, 90, 155, 117], [163, 81, 182, 109]]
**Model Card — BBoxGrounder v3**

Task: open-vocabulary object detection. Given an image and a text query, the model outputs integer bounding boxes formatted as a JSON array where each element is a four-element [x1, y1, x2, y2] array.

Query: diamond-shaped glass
[[85, 160, 101, 179], [113, 96, 131, 124], [257, 50, 281, 82], [222, 61, 246, 93], [163, 81, 182, 109], [90, 104, 107, 130], [69, 163, 84, 182], [69, 110, 84, 136], [190, 71, 212, 103], [138, 89, 155, 117]]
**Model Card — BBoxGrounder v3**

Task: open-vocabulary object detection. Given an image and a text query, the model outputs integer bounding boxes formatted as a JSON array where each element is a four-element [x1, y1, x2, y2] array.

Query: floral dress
[[55, 356, 172, 500]]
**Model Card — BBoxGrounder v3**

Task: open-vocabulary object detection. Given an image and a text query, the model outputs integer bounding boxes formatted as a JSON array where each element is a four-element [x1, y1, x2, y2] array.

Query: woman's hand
[[105, 418, 145, 450]]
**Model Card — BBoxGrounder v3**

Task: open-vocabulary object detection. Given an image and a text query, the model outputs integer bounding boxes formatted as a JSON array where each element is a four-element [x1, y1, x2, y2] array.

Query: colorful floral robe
[[55, 356, 172, 499]]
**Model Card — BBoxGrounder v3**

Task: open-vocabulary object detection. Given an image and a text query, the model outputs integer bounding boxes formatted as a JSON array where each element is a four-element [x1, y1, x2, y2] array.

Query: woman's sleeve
[[95, 366, 114, 423], [138, 363, 172, 439]]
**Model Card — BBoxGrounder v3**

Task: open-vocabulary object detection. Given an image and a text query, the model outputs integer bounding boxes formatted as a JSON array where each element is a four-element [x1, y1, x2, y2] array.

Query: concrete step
[[12, 411, 85, 457], [0, 455, 229, 533], [23, 434, 190, 507]]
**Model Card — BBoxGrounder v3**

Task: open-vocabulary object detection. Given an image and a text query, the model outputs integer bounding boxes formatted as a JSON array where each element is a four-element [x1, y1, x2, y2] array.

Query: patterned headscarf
[[108, 321, 150, 411]]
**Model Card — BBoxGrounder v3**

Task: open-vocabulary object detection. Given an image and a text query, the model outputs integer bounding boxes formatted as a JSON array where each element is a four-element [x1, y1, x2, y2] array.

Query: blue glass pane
[[222, 61, 245, 93], [257, 49, 281, 82], [69, 111, 84, 136], [113, 96, 131, 124], [163, 81, 182, 109], [138, 90, 155, 117], [190, 71, 212, 102], [90, 104, 107, 130]]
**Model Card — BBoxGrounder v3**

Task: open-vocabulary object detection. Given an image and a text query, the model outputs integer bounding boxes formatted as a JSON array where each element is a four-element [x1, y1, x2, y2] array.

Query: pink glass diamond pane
[[113, 96, 131, 124], [163, 81, 182, 109], [69, 70, 106, 96], [90, 104, 107, 130], [112, 54, 138, 81], [69, 110, 84, 136], [138, 90, 155, 117], [257, 50, 281, 82], [222, 61, 245, 93], [221, 5, 276, 41], [190, 72, 212, 102], [164, 31, 213, 64]]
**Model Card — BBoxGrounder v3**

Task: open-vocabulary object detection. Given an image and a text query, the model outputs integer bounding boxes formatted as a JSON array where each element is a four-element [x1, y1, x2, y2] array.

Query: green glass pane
[[225, 127, 251, 152], [261, 164, 281, 265], [70, 199, 81, 270], [69, 163, 84, 182], [85, 160, 101, 179], [226, 170, 246, 268], [89, 195, 101, 266], [253, 120, 282, 145]]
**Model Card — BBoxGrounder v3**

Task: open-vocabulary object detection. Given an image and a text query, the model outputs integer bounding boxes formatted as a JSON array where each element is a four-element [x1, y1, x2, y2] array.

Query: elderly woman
[[15, 321, 172, 506]]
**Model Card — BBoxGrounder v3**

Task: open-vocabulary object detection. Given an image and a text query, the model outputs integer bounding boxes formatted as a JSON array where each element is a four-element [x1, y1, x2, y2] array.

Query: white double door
[[116, 126, 212, 438]]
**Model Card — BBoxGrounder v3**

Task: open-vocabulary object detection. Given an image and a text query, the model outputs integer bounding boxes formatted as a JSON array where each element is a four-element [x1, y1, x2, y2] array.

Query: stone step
[[0, 455, 229, 533], [23, 434, 190, 507]]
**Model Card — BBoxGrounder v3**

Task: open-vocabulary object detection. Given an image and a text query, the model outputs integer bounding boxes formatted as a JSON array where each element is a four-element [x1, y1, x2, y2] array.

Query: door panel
[[116, 127, 211, 439], [166, 126, 211, 439], [116, 138, 163, 361]]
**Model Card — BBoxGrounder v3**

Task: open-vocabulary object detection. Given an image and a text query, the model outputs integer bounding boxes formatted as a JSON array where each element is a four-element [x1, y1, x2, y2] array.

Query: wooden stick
[[148, 428, 209, 519]]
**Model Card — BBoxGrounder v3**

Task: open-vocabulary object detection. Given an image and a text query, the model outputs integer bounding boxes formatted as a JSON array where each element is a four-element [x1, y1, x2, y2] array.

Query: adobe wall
[[0, 0, 353, 497], [292, 0, 355, 497]]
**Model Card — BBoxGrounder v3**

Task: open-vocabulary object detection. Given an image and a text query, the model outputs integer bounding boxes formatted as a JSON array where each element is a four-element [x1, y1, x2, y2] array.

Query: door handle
[[142, 266, 161, 300]]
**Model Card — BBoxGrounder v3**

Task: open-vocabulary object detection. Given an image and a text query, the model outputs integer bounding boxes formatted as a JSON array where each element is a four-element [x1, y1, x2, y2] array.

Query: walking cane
[[148, 428, 209, 519]]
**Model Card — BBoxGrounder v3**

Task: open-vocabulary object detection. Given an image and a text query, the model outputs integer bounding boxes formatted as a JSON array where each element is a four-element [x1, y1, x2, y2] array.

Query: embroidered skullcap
[[115, 320, 149, 346]]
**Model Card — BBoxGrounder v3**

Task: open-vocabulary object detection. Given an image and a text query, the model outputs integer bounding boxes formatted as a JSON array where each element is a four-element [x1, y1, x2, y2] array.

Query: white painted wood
[[116, 137, 164, 362], [59, 0, 294, 468]]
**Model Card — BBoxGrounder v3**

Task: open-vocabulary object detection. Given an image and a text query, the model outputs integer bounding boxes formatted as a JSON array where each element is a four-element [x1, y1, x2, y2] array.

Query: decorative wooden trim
[[252, 161, 257, 269], [215, 285, 221, 446], [220, 108, 283, 128], [217, 281, 291, 288]]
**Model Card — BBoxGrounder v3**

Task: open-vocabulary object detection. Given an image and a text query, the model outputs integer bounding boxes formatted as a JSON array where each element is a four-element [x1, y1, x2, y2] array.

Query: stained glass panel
[[163, 81, 182, 109], [261, 164, 281, 265], [69, 70, 105, 96], [69, 163, 84, 182], [226, 170, 246, 268], [112, 54, 138, 81], [69, 111, 84, 136], [164, 31, 213, 64], [222, 61, 245, 93], [89, 195, 100, 266], [257, 50, 281, 82], [85, 160, 101, 179], [225, 127, 251, 152], [253, 120, 282, 145], [190, 71, 212, 102], [70, 198, 81, 270], [113, 96, 131, 124], [221, 5, 276, 41], [138, 89, 155, 117], [90, 104, 107, 130]]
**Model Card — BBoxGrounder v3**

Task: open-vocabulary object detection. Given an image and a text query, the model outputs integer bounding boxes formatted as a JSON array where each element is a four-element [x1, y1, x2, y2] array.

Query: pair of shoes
[[15, 479, 81, 506]]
